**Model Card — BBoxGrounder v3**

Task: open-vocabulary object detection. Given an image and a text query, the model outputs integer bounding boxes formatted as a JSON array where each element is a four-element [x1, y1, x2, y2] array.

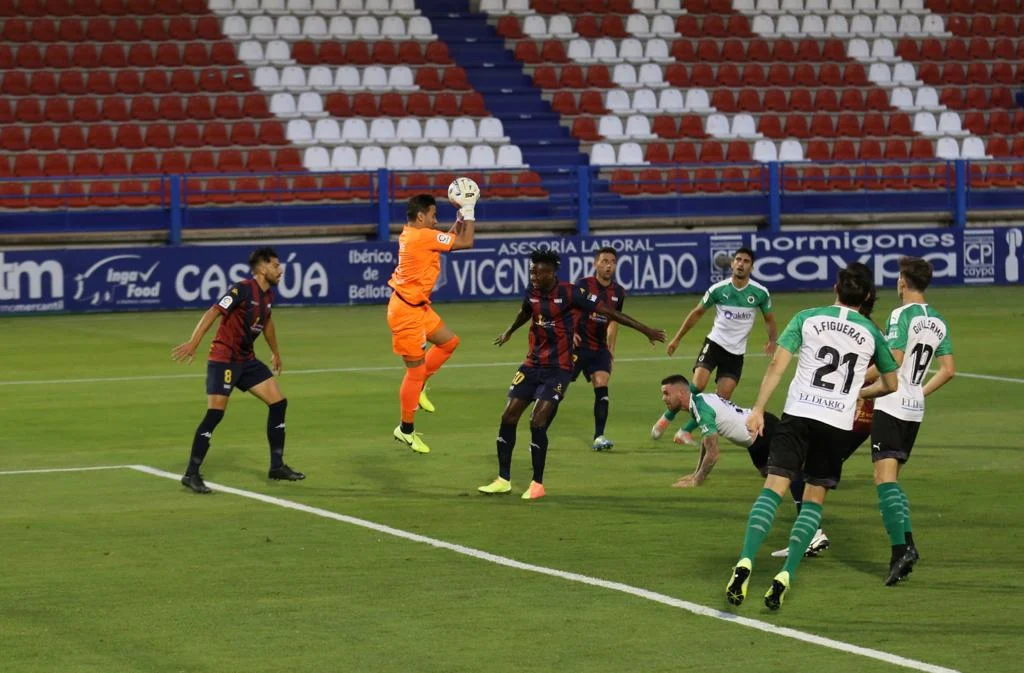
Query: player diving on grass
[[860, 256, 955, 585], [171, 247, 304, 494], [386, 183, 478, 455], [571, 246, 627, 452], [479, 248, 666, 500], [652, 247, 777, 445], [664, 285, 882, 558], [726, 263, 899, 610]]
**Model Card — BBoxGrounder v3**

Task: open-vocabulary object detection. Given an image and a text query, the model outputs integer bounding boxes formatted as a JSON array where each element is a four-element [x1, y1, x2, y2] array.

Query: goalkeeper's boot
[[269, 464, 305, 481], [673, 429, 696, 446], [726, 558, 752, 606], [651, 416, 671, 439], [521, 481, 546, 500], [764, 571, 790, 611], [478, 477, 512, 495], [181, 473, 212, 494], [592, 435, 614, 451], [418, 388, 435, 413], [393, 426, 430, 454]]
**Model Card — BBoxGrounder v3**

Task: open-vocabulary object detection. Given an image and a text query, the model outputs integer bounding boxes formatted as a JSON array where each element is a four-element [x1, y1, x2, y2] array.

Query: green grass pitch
[[1, 286, 1021, 673]]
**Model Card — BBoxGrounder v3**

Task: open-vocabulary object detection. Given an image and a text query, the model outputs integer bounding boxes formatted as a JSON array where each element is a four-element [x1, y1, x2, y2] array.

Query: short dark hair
[[836, 262, 874, 308], [406, 194, 436, 222], [531, 247, 560, 269], [595, 246, 617, 259], [734, 247, 755, 263], [248, 246, 279, 270], [661, 374, 690, 387], [899, 256, 933, 292]]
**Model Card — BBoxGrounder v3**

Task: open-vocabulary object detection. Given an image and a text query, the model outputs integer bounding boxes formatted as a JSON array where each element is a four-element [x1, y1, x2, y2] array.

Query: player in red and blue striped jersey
[[479, 248, 665, 500], [572, 247, 626, 451], [171, 247, 304, 494]]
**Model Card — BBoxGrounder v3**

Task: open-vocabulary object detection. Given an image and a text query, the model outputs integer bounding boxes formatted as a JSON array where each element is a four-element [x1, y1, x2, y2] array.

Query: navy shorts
[[509, 365, 572, 403], [571, 348, 613, 382], [206, 359, 274, 396]]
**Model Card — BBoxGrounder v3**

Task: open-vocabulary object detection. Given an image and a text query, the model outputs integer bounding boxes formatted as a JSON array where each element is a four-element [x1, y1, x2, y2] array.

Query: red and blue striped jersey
[[522, 281, 600, 371], [575, 276, 625, 352], [209, 278, 272, 364]]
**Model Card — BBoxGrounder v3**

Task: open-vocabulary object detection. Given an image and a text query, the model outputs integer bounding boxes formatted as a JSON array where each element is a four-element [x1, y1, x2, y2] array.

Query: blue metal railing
[[1, 159, 1021, 243]]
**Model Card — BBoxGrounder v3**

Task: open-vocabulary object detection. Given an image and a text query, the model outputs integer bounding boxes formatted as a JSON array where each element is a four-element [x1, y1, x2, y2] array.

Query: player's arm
[[667, 300, 706, 356], [171, 306, 220, 364], [923, 354, 955, 397], [763, 311, 778, 357], [747, 346, 792, 437], [448, 213, 476, 251], [606, 321, 619, 356], [594, 304, 666, 345], [859, 332, 900, 399], [264, 315, 282, 375], [692, 433, 721, 485], [494, 305, 531, 347]]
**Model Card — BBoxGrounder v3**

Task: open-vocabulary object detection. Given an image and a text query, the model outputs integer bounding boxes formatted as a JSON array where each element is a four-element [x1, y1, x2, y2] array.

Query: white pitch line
[[1, 356, 1021, 387], [123, 463, 956, 673], [0, 464, 131, 476]]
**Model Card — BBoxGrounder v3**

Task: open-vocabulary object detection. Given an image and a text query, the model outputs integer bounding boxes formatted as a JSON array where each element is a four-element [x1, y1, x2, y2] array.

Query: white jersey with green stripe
[[689, 392, 755, 448], [701, 279, 772, 355], [778, 305, 899, 431], [874, 303, 953, 422]]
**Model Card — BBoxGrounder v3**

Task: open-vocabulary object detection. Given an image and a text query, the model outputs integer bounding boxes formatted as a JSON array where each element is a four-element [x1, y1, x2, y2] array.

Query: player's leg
[[247, 369, 304, 481], [870, 411, 912, 583], [182, 362, 235, 493], [420, 313, 460, 412], [479, 369, 534, 493], [727, 414, 803, 606], [765, 421, 845, 609], [388, 300, 431, 451], [714, 374, 739, 401], [522, 399, 558, 500], [590, 367, 613, 451]]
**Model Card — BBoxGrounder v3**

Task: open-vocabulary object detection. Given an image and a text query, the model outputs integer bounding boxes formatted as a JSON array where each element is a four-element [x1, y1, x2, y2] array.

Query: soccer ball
[[447, 176, 480, 207]]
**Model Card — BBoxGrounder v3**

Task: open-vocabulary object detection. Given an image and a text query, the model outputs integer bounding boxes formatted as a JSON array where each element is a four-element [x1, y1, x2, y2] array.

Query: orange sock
[[425, 335, 460, 378], [400, 364, 427, 424]]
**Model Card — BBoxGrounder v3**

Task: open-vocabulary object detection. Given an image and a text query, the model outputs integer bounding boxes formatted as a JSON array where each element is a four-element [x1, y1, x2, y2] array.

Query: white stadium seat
[[441, 145, 469, 169], [386, 145, 413, 170], [303, 146, 330, 171], [297, 91, 327, 117], [617, 142, 645, 165], [314, 119, 343, 144], [469, 144, 496, 169], [754, 139, 778, 162], [359, 145, 386, 170], [369, 118, 397, 145], [590, 142, 616, 165], [396, 118, 424, 144], [270, 92, 297, 116], [331, 146, 358, 170], [497, 145, 526, 168], [342, 118, 370, 144], [286, 119, 314, 144], [414, 145, 441, 169]]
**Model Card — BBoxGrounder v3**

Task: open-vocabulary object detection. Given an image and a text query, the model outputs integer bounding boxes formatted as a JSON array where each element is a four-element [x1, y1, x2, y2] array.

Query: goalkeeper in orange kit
[[386, 179, 479, 454]]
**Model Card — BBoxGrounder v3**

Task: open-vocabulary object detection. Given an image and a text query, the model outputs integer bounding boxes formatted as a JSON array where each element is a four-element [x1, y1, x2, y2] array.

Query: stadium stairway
[[417, 0, 629, 216]]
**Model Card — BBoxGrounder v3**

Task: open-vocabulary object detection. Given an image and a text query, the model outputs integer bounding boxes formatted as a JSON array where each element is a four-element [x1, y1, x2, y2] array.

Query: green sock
[[782, 501, 823, 577], [899, 487, 912, 534], [682, 418, 698, 434], [663, 409, 678, 421], [740, 488, 782, 561], [877, 483, 906, 546]]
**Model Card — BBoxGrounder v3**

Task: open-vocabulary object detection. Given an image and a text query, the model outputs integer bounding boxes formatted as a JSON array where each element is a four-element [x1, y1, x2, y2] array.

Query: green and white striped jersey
[[778, 305, 898, 431], [689, 392, 755, 448], [874, 303, 953, 422], [700, 279, 773, 355]]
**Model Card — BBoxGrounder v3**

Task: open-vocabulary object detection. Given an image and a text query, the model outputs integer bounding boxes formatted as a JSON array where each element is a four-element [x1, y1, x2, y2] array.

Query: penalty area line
[[124, 463, 957, 673]]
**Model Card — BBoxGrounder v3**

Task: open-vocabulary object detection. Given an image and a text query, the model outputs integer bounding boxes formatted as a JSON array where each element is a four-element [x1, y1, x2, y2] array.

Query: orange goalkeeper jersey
[[387, 225, 456, 306]]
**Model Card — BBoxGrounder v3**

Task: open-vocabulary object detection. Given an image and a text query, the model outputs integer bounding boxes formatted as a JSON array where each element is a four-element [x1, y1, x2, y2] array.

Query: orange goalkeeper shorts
[[387, 293, 443, 358]]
